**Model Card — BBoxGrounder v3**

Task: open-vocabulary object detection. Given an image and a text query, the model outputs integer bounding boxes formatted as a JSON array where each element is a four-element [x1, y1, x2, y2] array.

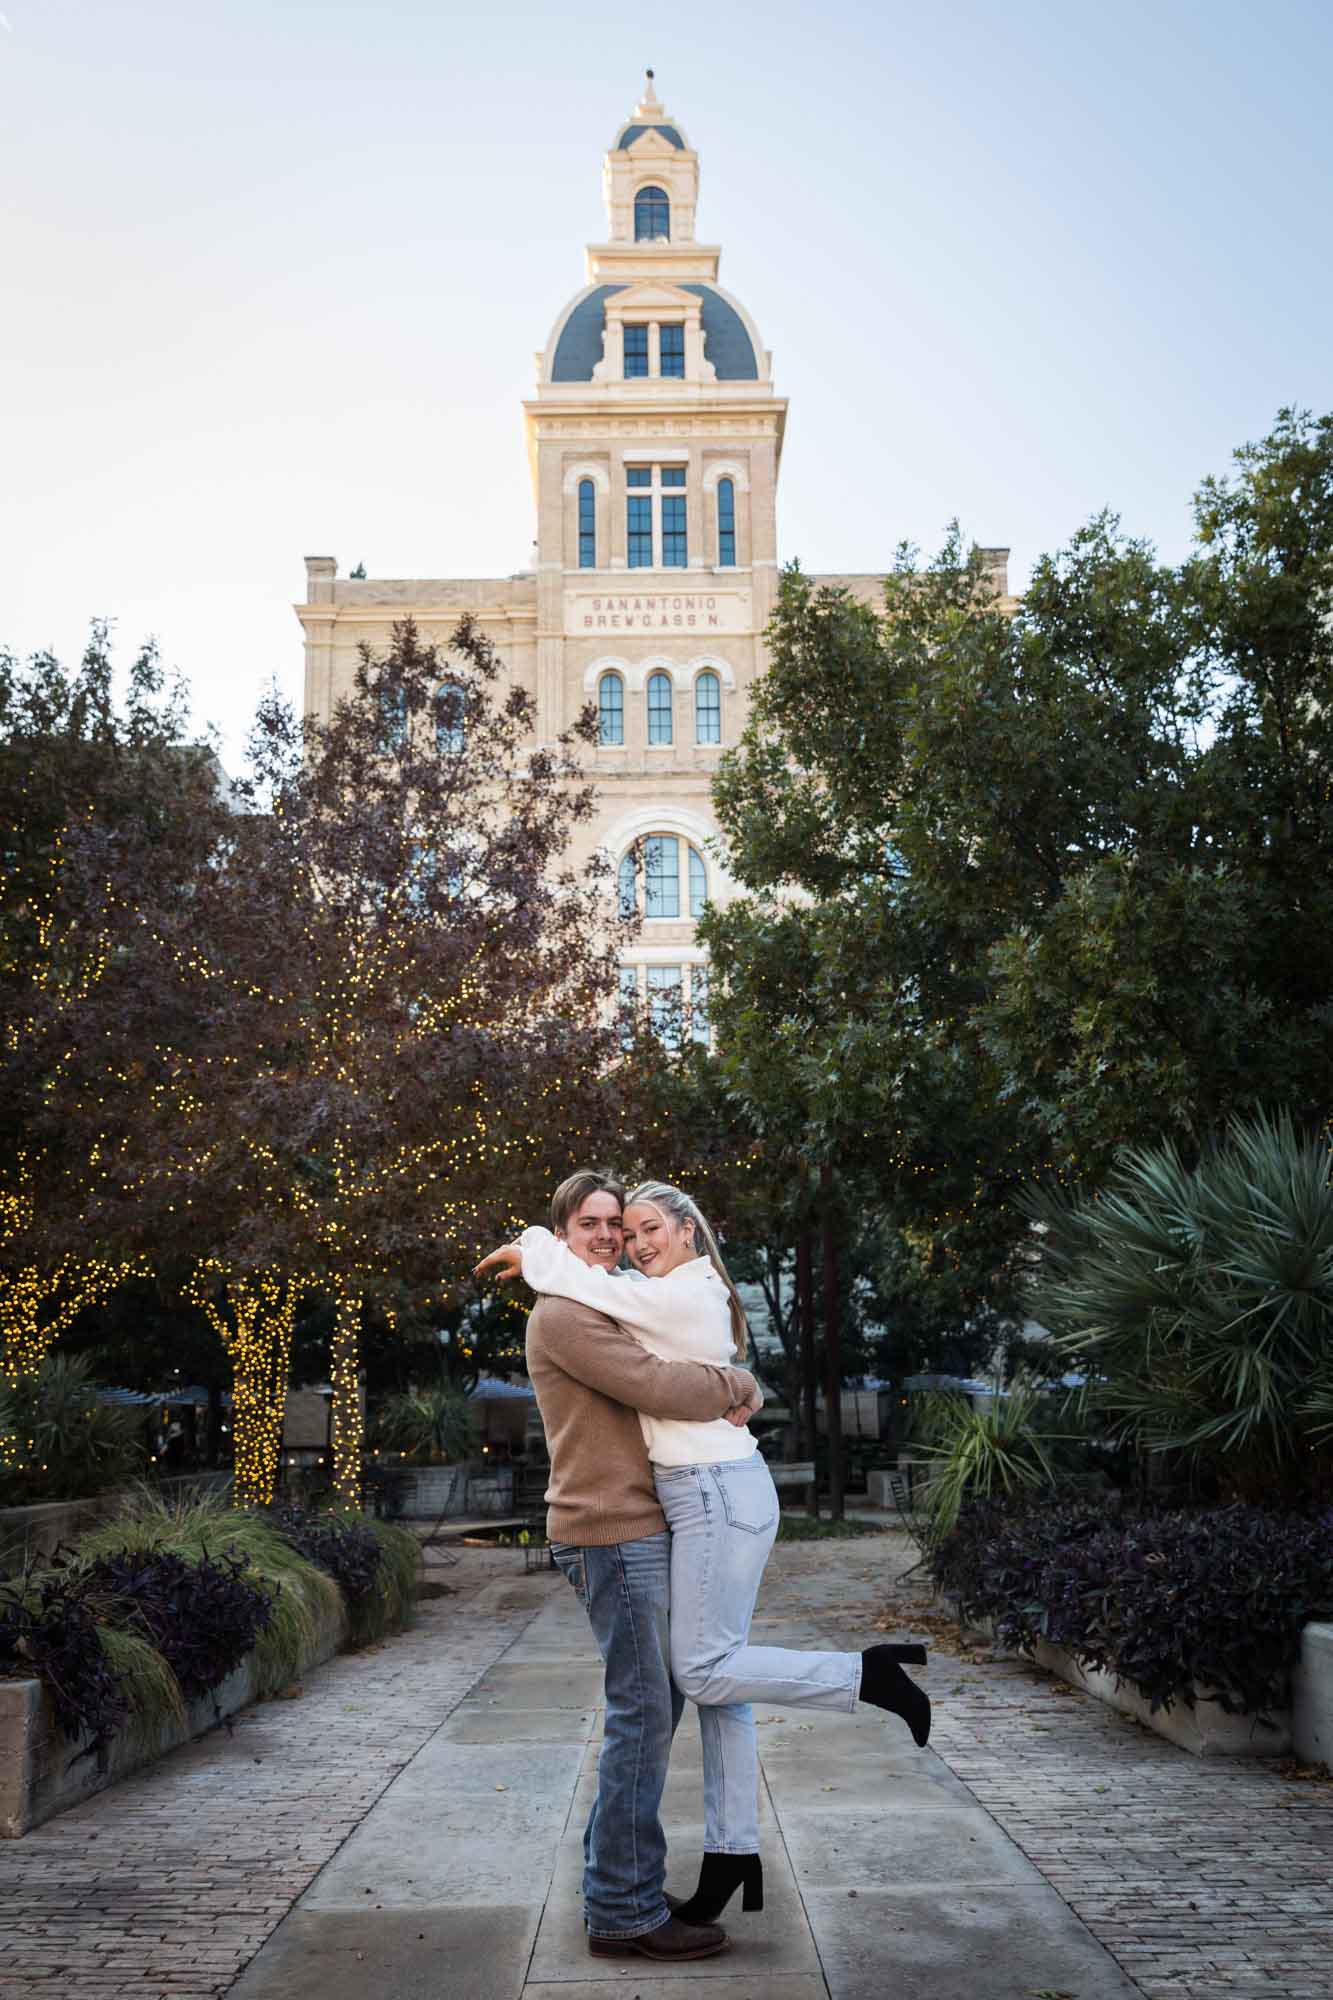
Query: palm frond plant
[[371, 1387, 478, 1465], [0, 1355, 144, 1502], [913, 1377, 1060, 1541], [1021, 1110, 1333, 1500]]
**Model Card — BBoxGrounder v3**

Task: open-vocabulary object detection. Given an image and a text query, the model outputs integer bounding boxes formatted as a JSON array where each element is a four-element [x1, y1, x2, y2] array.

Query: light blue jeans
[[654, 1455, 862, 1854]]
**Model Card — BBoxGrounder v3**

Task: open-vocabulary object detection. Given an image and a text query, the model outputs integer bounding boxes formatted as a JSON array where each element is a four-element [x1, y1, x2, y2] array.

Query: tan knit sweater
[[526, 1293, 757, 1547]]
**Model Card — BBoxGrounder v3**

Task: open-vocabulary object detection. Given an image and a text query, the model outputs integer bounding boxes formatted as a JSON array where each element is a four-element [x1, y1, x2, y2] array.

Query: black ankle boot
[[671, 1852, 764, 1923], [859, 1642, 931, 1746]]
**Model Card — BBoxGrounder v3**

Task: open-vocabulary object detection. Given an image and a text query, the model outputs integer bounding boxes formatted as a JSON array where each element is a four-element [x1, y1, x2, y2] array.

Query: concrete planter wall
[[1029, 1637, 1292, 1757], [947, 1597, 1333, 1762], [0, 1473, 234, 1573], [1293, 1622, 1333, 1764], [1, 1599, 350, 1839]]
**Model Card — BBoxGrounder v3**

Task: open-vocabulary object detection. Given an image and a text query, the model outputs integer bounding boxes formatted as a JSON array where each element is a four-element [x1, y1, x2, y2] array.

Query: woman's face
[[623, 1201, 696, 1277]]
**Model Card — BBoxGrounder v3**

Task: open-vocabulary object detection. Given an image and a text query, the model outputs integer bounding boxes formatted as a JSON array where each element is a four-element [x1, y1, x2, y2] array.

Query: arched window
[[688, 844, 708, 918], [578, 478, 596, 568], [647, 670, 673, 745], [598, 671, 624, 746], [694, 670, 721, 746], [618, 850, 638, 919], [635, 185, 670, 241], [434, 680, 465, 755], [644, 834, 680, 917], [717, 477, 736, 567], [377, 683, 407, 750]]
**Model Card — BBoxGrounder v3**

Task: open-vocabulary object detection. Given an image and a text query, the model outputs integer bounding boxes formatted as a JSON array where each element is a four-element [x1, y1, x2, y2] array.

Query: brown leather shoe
[[588, 1915, 729, 1961]]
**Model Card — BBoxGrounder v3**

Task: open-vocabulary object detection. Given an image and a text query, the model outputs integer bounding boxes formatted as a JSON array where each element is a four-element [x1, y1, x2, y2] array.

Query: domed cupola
[[604, 72, 697, 243], [611, 69, 688, 158], [537, 75, 772, 394]]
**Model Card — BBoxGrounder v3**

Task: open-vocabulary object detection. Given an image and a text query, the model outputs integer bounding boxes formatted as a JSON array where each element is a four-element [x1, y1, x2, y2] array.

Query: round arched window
[[598, 671, 624, 746], [647, 670, 674, 745], [635, 185, 670, 241]]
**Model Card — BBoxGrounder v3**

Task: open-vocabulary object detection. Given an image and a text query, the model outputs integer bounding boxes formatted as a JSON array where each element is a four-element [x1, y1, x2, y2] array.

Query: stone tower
[[296, 80, 1008, 1033]]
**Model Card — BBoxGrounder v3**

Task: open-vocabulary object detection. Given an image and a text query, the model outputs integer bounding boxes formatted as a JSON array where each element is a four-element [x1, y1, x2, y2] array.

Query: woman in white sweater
[[478, 1177, 929, 1926]]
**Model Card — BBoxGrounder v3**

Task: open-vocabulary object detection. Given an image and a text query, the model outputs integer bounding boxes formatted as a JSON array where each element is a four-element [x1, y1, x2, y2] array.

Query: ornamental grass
[[1, 1484, 419, 1754]]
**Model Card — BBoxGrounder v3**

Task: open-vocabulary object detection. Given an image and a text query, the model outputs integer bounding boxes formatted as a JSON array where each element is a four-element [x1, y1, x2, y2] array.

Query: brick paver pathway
[[767, 1527, 1333, 2000], [0, 1549, 547, 1999], [3, 1526, 1330, 1999]]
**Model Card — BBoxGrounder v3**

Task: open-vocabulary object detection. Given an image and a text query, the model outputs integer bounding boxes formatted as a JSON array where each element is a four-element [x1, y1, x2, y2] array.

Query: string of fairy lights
[[9, 769, 1082, 1503], [186, 1265, 297, 1508], [5, 802, 615, 1507]]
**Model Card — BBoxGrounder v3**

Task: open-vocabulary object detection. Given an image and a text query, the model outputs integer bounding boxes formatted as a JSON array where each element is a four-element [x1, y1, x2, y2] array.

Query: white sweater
[[518, 1228, 759, 1468]]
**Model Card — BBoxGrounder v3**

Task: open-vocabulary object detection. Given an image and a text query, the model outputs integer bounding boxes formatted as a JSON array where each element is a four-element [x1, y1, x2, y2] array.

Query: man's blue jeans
[[550, 1532, 684, 1940]]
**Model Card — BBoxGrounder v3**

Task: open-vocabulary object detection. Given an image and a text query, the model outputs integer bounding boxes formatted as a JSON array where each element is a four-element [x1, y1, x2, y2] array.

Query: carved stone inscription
[[565, 588, 752, 634]]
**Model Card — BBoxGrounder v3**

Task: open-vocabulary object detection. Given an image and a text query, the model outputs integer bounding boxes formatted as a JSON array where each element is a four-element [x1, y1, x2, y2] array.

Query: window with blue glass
[[644, 833, 680, 916], [694, 670, 721, 745], [634, 185, 670, 241], [661, 465, 686, 487], [624, 324, 649, 378], [627, 466, 652, 486], [578, 479, 596, 568], [717, 478, 736, 567], [434, 681, 465, 754], [617, 963, 640, 1047], [661, 496, 687, 568], [618, 850, 638, 919], [647, 964, 683, 1048], [378, 683, 407, 750], [688, 844, 708, 917], [647, 671, 674, 745], [598, 671, 624, 746], [406, 839, 436, 908], [690, 965, 710, 1045], [659, 323, 685, 377], [627, 495, 653, 568]]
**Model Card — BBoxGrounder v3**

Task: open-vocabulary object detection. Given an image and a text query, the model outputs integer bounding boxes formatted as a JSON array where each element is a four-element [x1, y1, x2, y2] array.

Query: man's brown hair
[[550, 1168, 626, 1236]]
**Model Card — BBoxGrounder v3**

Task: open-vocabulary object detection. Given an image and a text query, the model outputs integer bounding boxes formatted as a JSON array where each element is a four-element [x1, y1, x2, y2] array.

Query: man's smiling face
[[558, 1190, 624, 1271]]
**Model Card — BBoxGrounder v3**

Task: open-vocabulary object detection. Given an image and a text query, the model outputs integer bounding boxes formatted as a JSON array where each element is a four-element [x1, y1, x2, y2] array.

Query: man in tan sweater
[[524, 1169, 761, 1963]]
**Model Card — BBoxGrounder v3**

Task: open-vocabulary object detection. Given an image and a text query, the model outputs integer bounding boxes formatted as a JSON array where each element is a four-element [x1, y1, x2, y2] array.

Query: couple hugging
[[474, 1168, 931, 1965]]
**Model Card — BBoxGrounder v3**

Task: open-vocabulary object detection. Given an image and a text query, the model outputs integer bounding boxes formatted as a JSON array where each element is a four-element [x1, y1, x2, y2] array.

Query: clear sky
[[4, 0, 1331, 764]]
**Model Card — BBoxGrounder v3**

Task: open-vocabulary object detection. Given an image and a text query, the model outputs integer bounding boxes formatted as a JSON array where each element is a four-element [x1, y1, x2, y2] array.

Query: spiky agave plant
[[1022, 1110, 1333, 1499], [914, 1378, 1059, 1541], [371, 1387, 478, 1464]]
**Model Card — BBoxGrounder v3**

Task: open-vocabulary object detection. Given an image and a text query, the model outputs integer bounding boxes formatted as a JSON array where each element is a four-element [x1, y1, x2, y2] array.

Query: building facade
[[297, 79, 1009, 1029]]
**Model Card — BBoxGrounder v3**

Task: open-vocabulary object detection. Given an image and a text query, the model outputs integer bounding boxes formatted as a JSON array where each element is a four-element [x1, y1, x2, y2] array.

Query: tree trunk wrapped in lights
[[188, 1266, 297, 1507], [328, 1284, 363, 1509]]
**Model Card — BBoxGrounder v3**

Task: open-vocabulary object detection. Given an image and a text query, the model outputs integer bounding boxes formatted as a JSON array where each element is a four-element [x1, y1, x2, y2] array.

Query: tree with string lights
[[55, 617, 625, 1504], [0, 624, 218, 1385]]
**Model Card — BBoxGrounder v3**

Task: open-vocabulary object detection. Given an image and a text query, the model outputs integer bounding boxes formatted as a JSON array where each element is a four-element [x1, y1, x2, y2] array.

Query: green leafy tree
[[707, 408, 1333, 1322]]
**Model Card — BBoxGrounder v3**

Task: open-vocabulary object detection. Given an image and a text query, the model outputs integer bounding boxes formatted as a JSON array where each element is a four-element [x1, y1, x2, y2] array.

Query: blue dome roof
[[616, 123, 685, 150], [550, 284, 759, 383]]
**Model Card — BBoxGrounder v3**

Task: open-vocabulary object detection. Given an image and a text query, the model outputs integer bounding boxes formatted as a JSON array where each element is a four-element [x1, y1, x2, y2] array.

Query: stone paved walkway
[[0, 1549, 545, 1998], [2, 1527, 1330, 2000], [775, 1530, 1333, 2000], [226, 1532, 1137, 2000]]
